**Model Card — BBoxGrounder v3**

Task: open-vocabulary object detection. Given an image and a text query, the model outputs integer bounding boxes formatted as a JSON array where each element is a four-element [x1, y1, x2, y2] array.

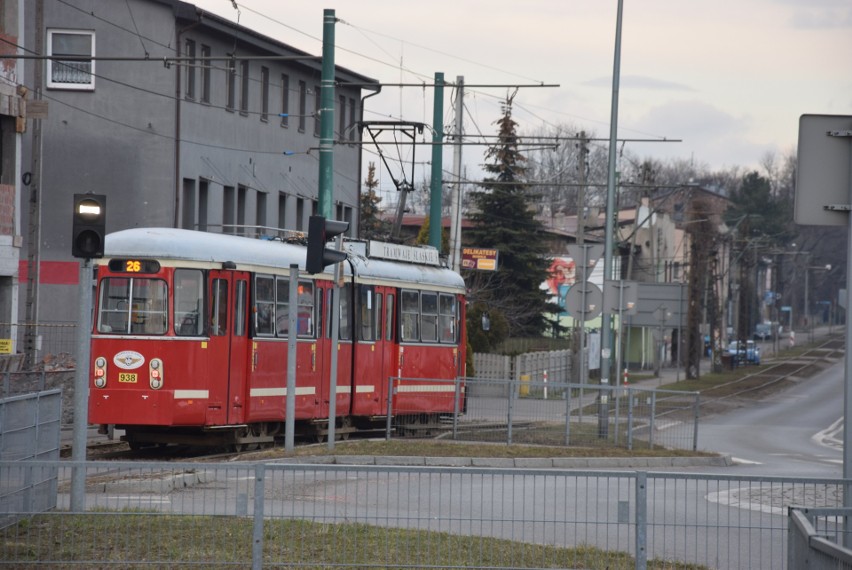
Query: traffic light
[[72, 193, 106, 259], [306, 215, 349, 274]]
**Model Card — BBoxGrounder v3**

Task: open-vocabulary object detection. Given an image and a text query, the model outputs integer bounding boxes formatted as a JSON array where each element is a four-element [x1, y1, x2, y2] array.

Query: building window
[[348, 98, 356, 142], [224, 185, 235, 233], [256, 191, 267, 229], [260, 66, 269, 121], [200, 45, 211, 103], [46, 29, 95, 90], [184, 39, 195, 99], [239, 61, 250, 115], [313, 85, 321, 136], [226, 60, 236, 111], [338, 94, 346, 138], [278, 193, 287, 229], [298, 80, 306, 132], [280, 74, 290, 127], [237, 185, 247, 234], [296, 198, 305, 231]]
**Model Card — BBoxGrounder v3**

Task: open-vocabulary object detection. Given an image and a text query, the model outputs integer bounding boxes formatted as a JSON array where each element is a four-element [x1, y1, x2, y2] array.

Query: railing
[[0, 461, 845, 569], [788, 506, 852, 569], [390, 376, 700, 451]]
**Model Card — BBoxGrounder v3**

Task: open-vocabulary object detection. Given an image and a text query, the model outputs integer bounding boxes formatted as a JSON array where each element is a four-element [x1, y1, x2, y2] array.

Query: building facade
[[0, 0, 25, 357], [16, 0, 377, 359]]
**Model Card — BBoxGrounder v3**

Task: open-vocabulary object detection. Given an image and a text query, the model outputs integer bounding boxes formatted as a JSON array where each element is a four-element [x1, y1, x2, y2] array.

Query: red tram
[[88, 228, 466, 448]]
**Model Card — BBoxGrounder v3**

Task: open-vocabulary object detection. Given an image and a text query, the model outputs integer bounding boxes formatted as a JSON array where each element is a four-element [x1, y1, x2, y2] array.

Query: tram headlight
[[93, 356, 107, 388], [149, 358, 163, 390]]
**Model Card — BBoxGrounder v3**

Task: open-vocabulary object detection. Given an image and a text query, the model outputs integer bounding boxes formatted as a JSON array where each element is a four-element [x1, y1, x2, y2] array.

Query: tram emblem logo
[[114, 351, 145, 370]]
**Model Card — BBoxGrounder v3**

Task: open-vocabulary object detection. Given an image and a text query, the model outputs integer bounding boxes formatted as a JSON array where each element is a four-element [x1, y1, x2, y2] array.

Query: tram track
[[698, 336, 844, 409]]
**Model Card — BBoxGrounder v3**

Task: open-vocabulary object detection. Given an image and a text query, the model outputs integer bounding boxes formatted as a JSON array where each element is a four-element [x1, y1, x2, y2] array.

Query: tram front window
[[97, 278, 168, 335]]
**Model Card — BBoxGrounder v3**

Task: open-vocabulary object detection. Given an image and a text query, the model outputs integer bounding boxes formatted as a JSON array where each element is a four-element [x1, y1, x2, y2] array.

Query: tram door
[[207, 270, 250, 425]]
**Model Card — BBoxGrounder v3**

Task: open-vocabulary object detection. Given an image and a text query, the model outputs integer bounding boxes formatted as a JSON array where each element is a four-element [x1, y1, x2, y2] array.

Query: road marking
[[730, 457, 762, 465]]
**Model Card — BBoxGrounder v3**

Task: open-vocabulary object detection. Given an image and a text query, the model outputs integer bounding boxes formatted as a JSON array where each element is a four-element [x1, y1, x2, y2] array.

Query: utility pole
[[449, 76, 464, 272], [599, 0, 625, 439], [23, 0, 44, 369], [576, 131, 588, 245]]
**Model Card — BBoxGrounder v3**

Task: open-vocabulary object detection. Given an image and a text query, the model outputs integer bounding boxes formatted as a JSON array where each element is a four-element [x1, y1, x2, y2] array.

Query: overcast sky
[[194, 0, 851, 193]]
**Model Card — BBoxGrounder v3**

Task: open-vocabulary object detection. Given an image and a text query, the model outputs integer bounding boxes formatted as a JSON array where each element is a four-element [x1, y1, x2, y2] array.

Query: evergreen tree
[[465, 93, 554, 337], [359, 162, 391, 240]]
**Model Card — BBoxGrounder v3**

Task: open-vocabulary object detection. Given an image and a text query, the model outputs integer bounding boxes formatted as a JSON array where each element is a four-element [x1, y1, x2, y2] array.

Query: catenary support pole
[[318, 9, 336, 218], [428, 72, 445, 250]]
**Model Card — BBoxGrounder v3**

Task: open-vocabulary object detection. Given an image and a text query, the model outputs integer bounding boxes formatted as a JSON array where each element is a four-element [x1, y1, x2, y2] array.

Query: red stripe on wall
[[18, 261, 80, 285]]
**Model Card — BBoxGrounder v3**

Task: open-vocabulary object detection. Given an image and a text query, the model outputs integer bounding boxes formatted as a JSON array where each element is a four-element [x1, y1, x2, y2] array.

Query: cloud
[[627, 100, 775, 169], [583, 75, 694, 91], [775, 0, 852, 28]]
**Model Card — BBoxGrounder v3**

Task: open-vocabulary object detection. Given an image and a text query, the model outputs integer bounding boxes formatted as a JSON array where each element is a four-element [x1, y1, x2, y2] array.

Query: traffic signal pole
[[70, 259, 92, 512]]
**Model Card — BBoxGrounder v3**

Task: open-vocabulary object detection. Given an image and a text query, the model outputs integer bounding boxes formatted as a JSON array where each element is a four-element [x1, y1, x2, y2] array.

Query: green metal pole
[[428, 72, 445, 250], [318, 9, 336, 219]]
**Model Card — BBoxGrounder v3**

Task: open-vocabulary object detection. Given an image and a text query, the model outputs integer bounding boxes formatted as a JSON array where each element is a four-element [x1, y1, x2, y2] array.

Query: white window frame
[[47, 29, 95, 91]]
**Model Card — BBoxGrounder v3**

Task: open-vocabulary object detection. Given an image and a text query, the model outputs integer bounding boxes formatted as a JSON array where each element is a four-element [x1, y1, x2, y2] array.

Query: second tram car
[[88, 228, 466, 448]]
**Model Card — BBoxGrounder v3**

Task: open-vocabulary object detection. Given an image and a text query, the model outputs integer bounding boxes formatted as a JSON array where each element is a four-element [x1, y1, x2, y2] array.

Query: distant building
[[15, 0, 377, 358]]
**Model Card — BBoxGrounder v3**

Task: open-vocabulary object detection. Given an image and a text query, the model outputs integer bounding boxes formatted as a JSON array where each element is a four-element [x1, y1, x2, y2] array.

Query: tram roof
[[104, 228, 465, 292]]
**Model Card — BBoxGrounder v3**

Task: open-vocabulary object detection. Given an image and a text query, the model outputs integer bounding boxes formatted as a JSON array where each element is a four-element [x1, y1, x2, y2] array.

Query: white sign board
[[795, 114, 852, 226]]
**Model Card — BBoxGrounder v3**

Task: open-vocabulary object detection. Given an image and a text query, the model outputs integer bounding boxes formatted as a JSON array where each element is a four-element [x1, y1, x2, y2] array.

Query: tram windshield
[[97, 277, 168, 335]]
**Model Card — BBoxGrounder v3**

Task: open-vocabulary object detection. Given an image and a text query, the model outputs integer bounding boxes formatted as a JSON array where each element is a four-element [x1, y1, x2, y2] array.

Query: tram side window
[[234, 279, 247, 336], [400, 290, 420, 341], [175, 269, 204, 336], [97, 277, 167, 335], [339, 283, 352, 340], [385, 294, 394, 341], [275, 277, 315, 337], [439, 294, 456, 343], [210, 279, 228, 336], [421, 291, 438, 342], [254, 275, 275, 336], [359, 285, 376, 341]]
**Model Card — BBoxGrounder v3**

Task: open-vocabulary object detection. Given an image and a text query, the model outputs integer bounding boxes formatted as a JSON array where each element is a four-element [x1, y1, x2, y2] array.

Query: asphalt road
[[697, 357, 844, 477]]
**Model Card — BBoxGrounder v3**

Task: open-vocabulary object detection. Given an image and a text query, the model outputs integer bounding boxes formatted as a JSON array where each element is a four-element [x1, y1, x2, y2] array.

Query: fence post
[[627, 387, 634, 451], [252, 463, 265, 570], [649, 391, 657, 449], [507, 376, 516, 445], [452, 376, 460, 440], [693, 391, 700, 451], [614, 384, 621, 446], [634, 471, 648, 570], [564, 383, 572, 446], [385, 377, 394, 440]]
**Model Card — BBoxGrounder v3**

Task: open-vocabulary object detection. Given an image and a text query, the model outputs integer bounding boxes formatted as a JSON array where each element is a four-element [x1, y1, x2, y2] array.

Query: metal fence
[[788, 506, 852, 569], [0, 391, 61, 529], [0, 322, 77, 370], [0, 460, 846, 569], [390, 376, 700, 451]]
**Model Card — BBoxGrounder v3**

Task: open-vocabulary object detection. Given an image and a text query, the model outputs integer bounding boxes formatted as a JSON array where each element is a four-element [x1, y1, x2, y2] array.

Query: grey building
[[15, 0, 377, 358]]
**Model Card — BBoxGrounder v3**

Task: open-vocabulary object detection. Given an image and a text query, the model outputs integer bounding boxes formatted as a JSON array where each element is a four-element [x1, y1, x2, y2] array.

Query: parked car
[[728, 340, 761, 365], [753, 323, 774, 341]]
